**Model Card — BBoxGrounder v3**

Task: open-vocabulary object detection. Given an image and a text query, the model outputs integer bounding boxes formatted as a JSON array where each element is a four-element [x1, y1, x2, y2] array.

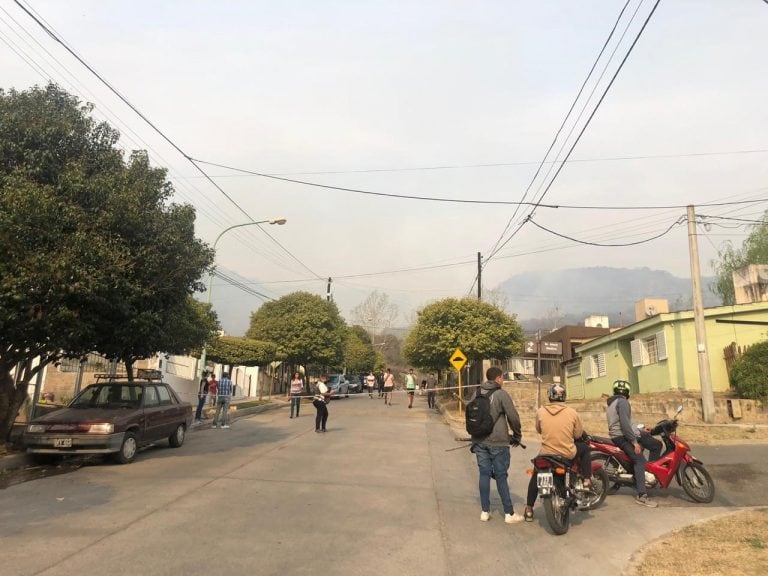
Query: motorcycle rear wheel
[[543, 478, 571, 535], [681, 462, 715, 503], [580, 465, 609, 509], [591, 453, 621, 483]]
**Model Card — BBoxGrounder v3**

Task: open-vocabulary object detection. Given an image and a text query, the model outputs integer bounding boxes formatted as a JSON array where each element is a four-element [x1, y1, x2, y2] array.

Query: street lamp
[[199, 218, 287, 378]]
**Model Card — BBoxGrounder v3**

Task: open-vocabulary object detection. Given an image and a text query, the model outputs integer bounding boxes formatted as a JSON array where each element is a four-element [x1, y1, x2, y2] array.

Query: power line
[[13, 0, 323, 284], [526, 214, 685, 247], [486, 0, 664, 263]]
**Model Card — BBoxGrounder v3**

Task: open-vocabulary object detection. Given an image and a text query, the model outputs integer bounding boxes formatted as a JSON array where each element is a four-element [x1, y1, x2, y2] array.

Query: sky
[[2, 0, 767, 335]]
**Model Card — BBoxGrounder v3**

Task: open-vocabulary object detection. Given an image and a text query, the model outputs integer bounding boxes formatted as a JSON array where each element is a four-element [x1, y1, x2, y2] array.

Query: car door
[[156, 384, 179, 436], [142, 385, 164, 442]]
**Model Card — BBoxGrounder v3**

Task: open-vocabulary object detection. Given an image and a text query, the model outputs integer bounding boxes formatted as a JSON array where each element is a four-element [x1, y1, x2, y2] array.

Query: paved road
[[1, 392, 766, 576]]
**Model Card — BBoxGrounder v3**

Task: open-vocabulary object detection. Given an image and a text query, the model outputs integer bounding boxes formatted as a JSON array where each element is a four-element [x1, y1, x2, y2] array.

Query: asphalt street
[[1, 391, 766, 576]]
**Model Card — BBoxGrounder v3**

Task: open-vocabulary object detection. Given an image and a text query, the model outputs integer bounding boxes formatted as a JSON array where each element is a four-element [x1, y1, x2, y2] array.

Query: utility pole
[[477, 252, 482, 300], [326, 277, 333, 302], [687, 205, 716, 423]]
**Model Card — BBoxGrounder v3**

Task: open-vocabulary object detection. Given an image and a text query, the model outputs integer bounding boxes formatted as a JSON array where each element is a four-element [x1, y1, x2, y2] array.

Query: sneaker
[[505, 513, 524, 524], [480, 511, 491, 522], [222, 425, 230, 429], [635, 493, 658, 508], [523, 509, 534, 523], [315, 429, 321, 433]]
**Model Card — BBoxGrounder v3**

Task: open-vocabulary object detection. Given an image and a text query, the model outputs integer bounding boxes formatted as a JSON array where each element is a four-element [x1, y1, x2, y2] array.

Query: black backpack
[[465, 388, 498, 437]]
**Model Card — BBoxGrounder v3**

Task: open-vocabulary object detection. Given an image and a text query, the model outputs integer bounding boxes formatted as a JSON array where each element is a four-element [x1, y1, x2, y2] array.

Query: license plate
[[53, 438, 72, 448], [537, 472, 554, 489]]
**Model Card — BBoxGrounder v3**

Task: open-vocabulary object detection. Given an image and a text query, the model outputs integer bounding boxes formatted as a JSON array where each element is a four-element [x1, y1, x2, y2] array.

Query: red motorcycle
[[588, 406, 715, 503]]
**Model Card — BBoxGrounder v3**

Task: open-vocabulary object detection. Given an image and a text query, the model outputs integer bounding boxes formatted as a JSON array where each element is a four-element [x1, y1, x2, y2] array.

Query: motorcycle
[[530, 449, 609, 535], [589, 405, 715, 503]]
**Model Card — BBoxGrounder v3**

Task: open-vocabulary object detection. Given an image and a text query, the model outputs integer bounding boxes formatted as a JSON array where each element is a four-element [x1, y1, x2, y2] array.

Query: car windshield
[[70, 384, 143, 409], [327, 375, 342, 385]]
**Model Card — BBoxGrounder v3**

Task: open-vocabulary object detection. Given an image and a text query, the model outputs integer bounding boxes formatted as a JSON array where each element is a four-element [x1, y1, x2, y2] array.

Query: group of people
[[469, 367, 661, 525], [195, 371, 234, 428]]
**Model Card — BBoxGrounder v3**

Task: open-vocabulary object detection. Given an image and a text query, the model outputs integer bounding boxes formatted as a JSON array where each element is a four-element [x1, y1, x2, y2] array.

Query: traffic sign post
[[450, 348, 467, 413]]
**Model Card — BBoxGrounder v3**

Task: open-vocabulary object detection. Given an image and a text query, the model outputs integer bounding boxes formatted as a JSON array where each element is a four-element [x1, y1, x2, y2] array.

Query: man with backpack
[[467, 366, 524, 524]]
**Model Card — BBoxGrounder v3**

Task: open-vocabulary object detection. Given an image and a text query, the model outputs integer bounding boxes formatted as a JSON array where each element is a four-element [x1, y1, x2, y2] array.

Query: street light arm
[[211, 218, 287, 250]]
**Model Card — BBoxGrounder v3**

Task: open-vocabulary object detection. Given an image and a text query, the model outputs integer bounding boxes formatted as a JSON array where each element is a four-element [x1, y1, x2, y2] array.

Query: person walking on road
[[289, 372, 303, 418], [194, 371, 209, 424], [426, 373, 437, 410], [214, 372, 233, 429], [366, 371, 376, 398], [382, 368, 395, 406], [208, 374, 218, 407], [607, 379, 662, 508], [405, 368, 417, 408], [470, 366, 524, 524], [313, 374, 332, 432]]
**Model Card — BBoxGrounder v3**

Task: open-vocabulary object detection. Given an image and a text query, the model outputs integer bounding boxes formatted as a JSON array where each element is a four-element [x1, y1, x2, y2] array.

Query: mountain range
[[495, 267, 721, 332]]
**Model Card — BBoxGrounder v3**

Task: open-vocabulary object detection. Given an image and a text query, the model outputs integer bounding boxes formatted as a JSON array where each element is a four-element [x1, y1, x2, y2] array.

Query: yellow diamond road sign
[[450, 348, 467, 371]]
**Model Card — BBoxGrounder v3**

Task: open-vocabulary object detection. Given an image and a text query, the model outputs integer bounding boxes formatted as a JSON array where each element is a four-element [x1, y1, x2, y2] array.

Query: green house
[[564, 301, 768, 399]]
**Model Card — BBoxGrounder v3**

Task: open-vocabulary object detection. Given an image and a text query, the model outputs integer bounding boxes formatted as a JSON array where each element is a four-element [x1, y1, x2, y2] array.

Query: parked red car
[[24, 374, 192, 464]]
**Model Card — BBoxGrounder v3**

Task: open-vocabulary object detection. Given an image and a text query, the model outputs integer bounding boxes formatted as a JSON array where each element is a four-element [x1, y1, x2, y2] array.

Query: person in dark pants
[[607, 379, 663, 507], [194, 372, 209, 424], [313, 374, 332, 432], [426, 373, 437, 409]]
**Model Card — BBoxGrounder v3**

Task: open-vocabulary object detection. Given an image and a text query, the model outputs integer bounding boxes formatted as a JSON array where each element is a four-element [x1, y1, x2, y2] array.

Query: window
[[157, 385, 172, 406], [566, 363, 581, 377], [631, 331, 668, 367], [585, 352, 606, 379], [144, 386, 159, 407]]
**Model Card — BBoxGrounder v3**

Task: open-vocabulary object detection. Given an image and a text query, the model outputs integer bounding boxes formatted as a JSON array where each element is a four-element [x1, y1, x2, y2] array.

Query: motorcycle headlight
[[27, 424, 46, 433], [88, 423, 114, 434]]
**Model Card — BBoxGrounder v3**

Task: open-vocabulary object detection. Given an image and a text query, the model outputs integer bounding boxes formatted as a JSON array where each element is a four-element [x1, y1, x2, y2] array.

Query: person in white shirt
[[312, 374, 332, 432], [288, 372, 304, 418], [366, 371, 376, 398]]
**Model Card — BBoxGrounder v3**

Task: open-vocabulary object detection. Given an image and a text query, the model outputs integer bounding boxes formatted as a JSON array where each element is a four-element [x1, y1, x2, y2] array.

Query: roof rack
[[93, 370, 164, 383]]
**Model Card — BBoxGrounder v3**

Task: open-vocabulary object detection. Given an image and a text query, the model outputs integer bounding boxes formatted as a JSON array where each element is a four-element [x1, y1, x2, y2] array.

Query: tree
[[350, 291, 398, 345], [205, 335, 279, 367], [730, 341, 768, 401], [246, 292, 346, 371], [402, 298, 524, 371], [712, 210, 768, 305], [0, 84, 213, 438], [344, 325, 376, 373]]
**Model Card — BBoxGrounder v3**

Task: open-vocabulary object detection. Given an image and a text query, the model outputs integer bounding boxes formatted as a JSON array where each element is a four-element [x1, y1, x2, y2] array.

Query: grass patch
[[233, 400, 271, 410], [630, 508, 768, 576]]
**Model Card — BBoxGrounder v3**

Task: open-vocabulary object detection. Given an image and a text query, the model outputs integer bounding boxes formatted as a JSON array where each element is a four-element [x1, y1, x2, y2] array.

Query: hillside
[[496, 266, 720, 331]]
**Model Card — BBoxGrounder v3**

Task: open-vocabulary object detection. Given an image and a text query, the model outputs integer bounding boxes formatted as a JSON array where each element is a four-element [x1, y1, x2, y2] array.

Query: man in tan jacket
[[523, 384, 591, 522]]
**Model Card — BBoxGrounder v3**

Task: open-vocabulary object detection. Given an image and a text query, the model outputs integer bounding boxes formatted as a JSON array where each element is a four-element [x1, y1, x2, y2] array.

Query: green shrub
[[730, 341, 768, 401]]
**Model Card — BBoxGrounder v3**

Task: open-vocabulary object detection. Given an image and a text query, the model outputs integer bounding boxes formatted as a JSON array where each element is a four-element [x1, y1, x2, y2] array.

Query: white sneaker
[[480, 511, 491, 522], [505, 513, 524, 524], [222, 425, 230, 429]]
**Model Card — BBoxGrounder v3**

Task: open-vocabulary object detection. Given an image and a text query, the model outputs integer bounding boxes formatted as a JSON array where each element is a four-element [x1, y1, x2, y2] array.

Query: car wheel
[[169, 423, 186, 448], [113, 431, 138, 464]]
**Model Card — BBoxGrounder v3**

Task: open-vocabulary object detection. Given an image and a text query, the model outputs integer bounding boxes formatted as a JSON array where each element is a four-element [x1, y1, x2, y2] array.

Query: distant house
[[563, 301, 768, 400]]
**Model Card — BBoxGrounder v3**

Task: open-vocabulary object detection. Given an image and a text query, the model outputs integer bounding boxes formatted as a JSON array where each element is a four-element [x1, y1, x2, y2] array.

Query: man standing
[[426, 373, 437, 410], [366, 371, 376, 398], [313, 374, 332, 432], [214, 372, 233, 429], [470, 366, 524, 524], [382, 368, 395, 406], [194, 371, 209, 424], [208, 374, 218, 407], [405, 368, 417, 409], [607, 379, 662, 507]]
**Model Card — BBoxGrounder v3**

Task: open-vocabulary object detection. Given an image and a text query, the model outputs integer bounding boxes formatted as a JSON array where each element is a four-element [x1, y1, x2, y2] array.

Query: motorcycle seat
[[538, 453, 574, 467], [590, 435, 616, 445]]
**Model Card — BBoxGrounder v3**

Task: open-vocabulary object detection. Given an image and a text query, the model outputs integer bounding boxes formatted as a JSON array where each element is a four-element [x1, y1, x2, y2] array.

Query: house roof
[[574, 300, 768, 353]]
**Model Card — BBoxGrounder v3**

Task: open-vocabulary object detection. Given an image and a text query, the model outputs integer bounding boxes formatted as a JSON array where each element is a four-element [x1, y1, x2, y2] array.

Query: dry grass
[[629, 508, 768, 576]]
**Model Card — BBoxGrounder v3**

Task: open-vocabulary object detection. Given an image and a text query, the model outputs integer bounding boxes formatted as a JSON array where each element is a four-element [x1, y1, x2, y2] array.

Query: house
[[563, 301, 768, 400]]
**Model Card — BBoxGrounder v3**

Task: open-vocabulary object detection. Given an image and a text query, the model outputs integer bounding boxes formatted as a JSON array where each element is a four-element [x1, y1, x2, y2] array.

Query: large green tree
[[402, 298, 524, 371], [0, 85, 213, 438], [246, 292, 346, 371], [205, 335, 279, 367], [344, 325, 376, 373], [712, 210, 768, 305]]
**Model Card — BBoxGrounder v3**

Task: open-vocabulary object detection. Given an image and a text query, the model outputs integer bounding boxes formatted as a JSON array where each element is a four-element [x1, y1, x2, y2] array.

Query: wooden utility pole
[[477, 252, 482, 300], [326, 277, 332, 302], [687, 205, 716, 423]]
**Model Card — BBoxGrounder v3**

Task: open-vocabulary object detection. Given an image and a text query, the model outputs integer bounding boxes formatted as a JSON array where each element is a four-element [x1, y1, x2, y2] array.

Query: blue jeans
[[475, 444, 514, 514], [214, 396, 231, 427], [194, 395, 207, 421], [290, 394, 301, 417]]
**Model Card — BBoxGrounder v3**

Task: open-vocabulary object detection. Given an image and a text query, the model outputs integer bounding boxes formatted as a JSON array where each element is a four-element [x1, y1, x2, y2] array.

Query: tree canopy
[[344, 325, 376, 373], [712, 210, 768, 305], [730, 340, 768, 401], [246, 291, 347, 369], [205, 335, 279, 367], [0, 84, 213, 438], [402, 298, 524, 370]]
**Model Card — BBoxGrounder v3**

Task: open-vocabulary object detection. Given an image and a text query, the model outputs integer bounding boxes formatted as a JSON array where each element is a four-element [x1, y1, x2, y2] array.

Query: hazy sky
[[3, 0, 767, 334]]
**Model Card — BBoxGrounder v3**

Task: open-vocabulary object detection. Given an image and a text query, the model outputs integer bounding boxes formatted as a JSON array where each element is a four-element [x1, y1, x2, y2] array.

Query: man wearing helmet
[[522, 383, 591, 522], [607, 379, 662, 508]]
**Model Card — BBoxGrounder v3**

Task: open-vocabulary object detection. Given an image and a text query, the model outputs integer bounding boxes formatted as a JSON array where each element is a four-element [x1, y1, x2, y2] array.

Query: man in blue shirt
[[214, 372, 233, 429]]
